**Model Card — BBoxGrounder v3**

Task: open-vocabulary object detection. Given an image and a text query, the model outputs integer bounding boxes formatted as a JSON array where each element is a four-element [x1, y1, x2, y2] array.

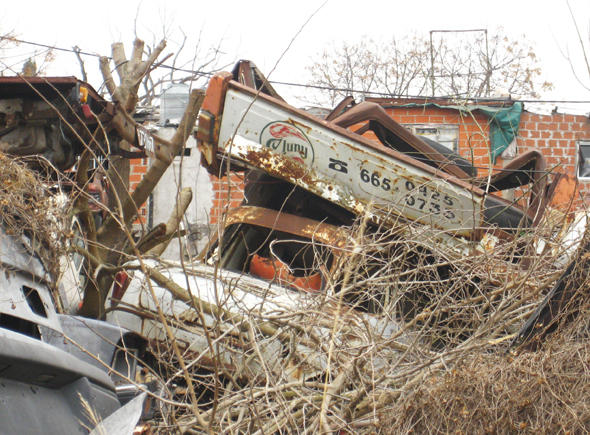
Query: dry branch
[[127, 205, 584, 435]]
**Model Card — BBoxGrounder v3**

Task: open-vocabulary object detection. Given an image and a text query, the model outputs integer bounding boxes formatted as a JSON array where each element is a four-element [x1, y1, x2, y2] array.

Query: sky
[[2, 0, 590, 112]]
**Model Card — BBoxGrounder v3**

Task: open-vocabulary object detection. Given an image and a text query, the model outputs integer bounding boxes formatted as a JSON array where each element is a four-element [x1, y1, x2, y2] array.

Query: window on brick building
[[578, 140, 590, 179], [404, 124, 459, 152]]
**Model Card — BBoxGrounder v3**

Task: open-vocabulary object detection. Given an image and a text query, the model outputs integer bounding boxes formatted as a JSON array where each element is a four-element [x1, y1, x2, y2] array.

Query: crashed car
[[0, 221, 150, 434], [0, 76, 161, 433], [104, 206, 403, 381], [100, 61, 579, 384], [197, 63, 577, 257], [0, 76, 117, 171]]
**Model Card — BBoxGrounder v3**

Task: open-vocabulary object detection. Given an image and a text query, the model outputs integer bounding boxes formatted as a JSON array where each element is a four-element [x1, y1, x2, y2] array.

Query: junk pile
[[97, 61, 589, 433], [0, 157, 155, 433], [2, 64, 587, 434], [379, 227, 590, 435]]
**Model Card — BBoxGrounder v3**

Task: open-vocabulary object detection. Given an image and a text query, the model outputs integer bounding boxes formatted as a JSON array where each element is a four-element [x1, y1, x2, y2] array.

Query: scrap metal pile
[[1, 63, 589, 434], [100, 61, 588, 433]]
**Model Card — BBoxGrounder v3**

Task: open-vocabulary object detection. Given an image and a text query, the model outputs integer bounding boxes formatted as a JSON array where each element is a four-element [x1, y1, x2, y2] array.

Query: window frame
[[577, 140, 590, 180], [404, 124, 460, 153]]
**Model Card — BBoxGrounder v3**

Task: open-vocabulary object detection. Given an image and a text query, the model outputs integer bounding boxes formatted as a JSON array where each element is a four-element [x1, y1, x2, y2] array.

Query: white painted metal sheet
[[217, 88, 484, 237]]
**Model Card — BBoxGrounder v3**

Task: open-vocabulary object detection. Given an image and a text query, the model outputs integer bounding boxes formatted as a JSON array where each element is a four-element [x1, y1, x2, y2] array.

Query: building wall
[[518, 112, 590, 193], [379, 104, 590, 203], [129, 157, 149, 225], [151, 128, 215, 259], [208, 173, 245, 225], [128, 128, 215, 259], [381, 106, 494, 174]]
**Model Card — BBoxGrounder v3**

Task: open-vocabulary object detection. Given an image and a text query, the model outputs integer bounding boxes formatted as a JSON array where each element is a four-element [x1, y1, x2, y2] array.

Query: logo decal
[[260, 121, 314, 164]]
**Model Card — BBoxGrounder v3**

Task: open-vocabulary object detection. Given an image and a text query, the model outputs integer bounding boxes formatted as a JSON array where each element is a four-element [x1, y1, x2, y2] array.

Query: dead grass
[[375, 224, 590, 435], [0, 152, 67, 281], [133, 207, 584, 435], [378, 306, 590, 435]]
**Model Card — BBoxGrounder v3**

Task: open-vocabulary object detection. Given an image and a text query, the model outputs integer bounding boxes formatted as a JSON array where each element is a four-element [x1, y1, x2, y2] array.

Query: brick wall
[[128, 156, 244, 228], [208, 173, 245, 225], [383, 105, 495, 175], [129, 157, 149, 225], [518, 112, 590, 194]]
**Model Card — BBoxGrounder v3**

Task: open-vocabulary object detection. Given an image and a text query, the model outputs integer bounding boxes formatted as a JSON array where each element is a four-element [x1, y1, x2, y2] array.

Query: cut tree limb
[[147, 187, 193, 257]]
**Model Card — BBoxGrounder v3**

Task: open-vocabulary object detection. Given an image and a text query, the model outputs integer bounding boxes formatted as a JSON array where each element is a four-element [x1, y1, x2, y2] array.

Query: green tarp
[[387, 101, 523, 163], [473, 102, 522, 163]]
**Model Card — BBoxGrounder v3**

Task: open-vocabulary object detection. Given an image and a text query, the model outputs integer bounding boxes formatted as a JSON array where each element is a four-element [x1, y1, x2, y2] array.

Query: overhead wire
[[1, 36, 103, 58], [3, 36, 590, 105], [0, 35, 578, 183]]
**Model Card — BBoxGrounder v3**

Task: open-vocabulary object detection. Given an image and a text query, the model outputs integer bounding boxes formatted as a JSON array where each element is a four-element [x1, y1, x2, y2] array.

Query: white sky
[[2, 0, 590, 112]]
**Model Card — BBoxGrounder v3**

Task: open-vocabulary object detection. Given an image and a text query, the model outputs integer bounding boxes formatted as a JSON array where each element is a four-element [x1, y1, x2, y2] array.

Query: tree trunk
[[79, 89, 204, 318]]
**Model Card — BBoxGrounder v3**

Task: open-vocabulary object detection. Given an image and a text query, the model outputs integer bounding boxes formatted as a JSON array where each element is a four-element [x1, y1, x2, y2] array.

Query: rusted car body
[[0, 76, 158, 429], [0, 76, 117, 171], [196, 64, 575, 257], [103, 61, 579, 383], [0, 76, 170, 171], [104, 206, 402, 381]]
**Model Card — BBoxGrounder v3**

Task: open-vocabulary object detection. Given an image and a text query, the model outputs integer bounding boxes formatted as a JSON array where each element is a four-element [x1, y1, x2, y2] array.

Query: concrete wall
[[149, 128, 214, 260]]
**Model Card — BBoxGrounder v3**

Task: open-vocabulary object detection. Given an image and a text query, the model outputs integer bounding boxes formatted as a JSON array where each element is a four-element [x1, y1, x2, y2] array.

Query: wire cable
[[3, 36, 590, 105]]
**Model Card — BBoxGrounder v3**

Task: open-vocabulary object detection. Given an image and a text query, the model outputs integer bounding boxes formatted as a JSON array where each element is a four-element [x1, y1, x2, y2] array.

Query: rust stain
[[225, 206, 349, 248], [287, 118, 313, 135]]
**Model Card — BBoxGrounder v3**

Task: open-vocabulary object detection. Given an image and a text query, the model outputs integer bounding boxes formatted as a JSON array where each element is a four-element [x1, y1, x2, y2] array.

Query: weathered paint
[[213, 86, 484, 238], [223, 206, 349, 248]]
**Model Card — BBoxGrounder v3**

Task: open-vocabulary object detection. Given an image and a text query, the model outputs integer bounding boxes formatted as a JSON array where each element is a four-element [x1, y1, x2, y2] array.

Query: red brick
[[545, 156, 558, 165], [473, 148, 489, 157], [133, 165, 148, 174], [552, 148, 564, 157], [529, 114, 542, 122]]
